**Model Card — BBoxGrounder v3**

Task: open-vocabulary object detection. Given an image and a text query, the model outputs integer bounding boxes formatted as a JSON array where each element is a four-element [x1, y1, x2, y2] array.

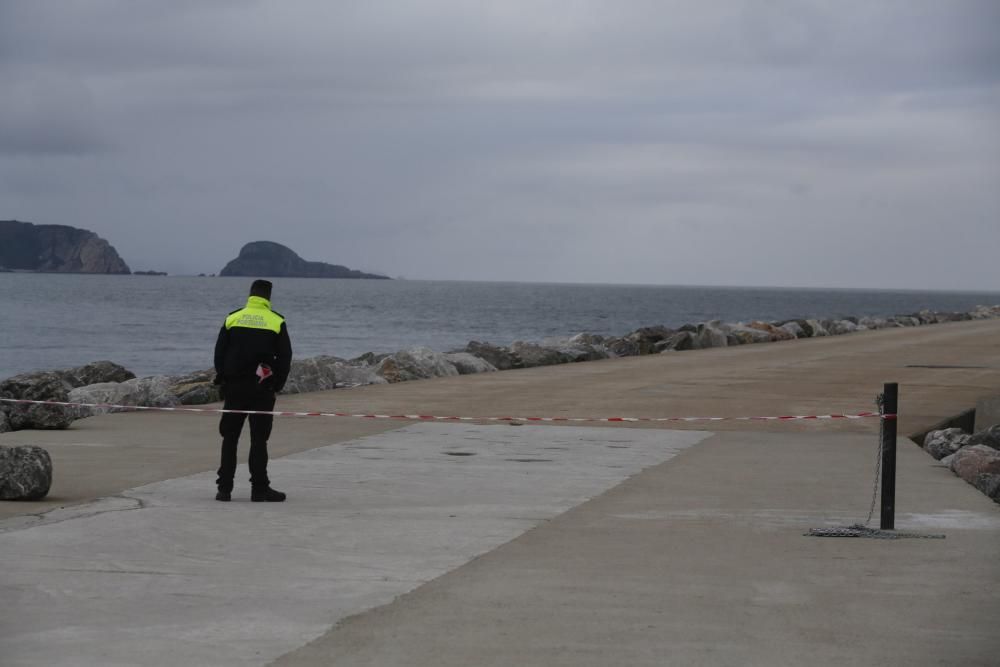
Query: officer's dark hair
[[250, 279, 273, 300]]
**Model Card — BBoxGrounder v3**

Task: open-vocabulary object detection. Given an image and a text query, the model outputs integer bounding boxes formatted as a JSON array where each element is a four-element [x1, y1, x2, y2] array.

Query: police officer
[[213, 279, 293, 502]]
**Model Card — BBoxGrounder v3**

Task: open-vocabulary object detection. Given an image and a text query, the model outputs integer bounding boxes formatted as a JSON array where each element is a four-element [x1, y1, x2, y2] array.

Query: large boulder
[[166, 369, 219, 405], [568, 333, 606, 346], [970, 305, 1000, 320], [509, 342, 573, 368], [603, 337, 641, 357], [376, 347, 459, 383], [724, 323, 774, 345], [745, 321, 796, 342], [350, 351, 392, 366], [0, 410, 8, 433], [858, 317, 897, 330], [0, 371, 78, 430], [540, 338, 610, 362], [465, 341, 520, 370], [933, 311, 972, 323], [325, 361, 387, 387], [621, 326, 673, 355], [778, 321, 807, 339], [64, 361, 135, 387], [802, 319, 828, 337], [823, 319, 865, 336], [0, 445, 53, 500], [67, 377, 181, 415], [949, 445, 1000, 501], [0, 361, 136, 430], [444, 353, 497, 375], [923, 428, 972, 460], [968, 425, 1000, 450], [282, 356, 341, 395], [691, 321, 728, 349], [657, 331, 695, 352]]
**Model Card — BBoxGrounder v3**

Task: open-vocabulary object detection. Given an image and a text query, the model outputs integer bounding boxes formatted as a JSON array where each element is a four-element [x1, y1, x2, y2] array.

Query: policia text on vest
[[213, 280, 293, 503]]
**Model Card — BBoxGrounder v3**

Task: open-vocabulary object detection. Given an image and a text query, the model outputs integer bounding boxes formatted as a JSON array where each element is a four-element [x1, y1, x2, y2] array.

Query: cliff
[[0, 220, 131, 274], [219, 241, 390, 279]]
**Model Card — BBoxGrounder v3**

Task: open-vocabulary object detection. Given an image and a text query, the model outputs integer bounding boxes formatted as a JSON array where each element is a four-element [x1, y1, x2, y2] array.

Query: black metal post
[[880, 382, 898, 530]]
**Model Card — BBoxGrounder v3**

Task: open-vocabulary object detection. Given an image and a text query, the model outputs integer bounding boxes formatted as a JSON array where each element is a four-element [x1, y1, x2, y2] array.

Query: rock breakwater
[[1, 305, 999, 434], [922, 425, 1000, 503]]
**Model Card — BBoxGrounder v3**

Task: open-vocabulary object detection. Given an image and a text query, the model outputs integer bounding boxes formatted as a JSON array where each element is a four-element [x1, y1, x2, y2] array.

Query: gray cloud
[[1, 0, 998, 288]]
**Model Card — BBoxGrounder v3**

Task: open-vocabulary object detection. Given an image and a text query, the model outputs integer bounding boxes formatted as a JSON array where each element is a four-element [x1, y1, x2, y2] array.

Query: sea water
[[2, 273, 998, 378]]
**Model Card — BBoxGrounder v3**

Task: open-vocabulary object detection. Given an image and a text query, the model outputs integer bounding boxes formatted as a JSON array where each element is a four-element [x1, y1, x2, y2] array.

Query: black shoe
[[251, 487, 286, 502], [216, 489, 231, 502]]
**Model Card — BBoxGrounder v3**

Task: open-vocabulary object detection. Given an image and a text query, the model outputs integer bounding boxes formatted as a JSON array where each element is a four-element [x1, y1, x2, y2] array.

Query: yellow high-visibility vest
[[225, 296, 284, 334]]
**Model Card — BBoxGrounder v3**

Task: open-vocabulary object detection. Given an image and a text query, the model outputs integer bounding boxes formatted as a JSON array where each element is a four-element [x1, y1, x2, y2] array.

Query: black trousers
[[216, 383, 276, 491]]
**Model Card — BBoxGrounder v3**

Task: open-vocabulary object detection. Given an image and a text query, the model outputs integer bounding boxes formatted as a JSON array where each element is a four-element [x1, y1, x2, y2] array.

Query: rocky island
[[0, 220, 131, 274], [220, 241, 389, 279]]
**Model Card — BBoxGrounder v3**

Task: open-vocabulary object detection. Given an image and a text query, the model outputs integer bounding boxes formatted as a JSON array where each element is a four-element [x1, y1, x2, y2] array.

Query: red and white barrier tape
[[0, 398, 893, 423]]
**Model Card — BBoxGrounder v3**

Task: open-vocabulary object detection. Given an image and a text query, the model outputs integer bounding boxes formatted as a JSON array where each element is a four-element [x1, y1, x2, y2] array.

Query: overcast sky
[[1, 1, 998, 289]]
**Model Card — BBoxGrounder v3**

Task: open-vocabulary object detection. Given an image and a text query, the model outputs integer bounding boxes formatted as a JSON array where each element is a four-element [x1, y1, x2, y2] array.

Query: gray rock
[[0, 409, 8, 433], [779, 321, 807, 339], [968, 425, 1000, 451], [889, 316, 920, 327], [166, 369, 219, 405], [331, 362, 387, 388], [541, 338, 610, 362], [376, 347, 459, 383], [923, 428, 971, 460], [659, 331, 694, 352], [934, 311, 972, 323], [949, 445, 1000, 500], [691, 321, 728, 349], [858, 317, 895, 330], [67, 377, 181, 414], [746, 322, 796, 341], [603, 337, 640, 357], [969, 305, 1000, 320], [465, 341, 520, 370], [569, 333, 606, 346], [803, 319, 828, 336], [823, 319, 865, 336], [174, 383, 222, 405], [723, 323, 773, 345], [64, 361, 135, 387], [350, 351, 391, 366], [444, 353, 497, 375], [621, 326, 674, 355], [509, 342, 572, 368], [0, 370, 78, 430], [0, 445, 53, 500], [282, 356, 340, 395]]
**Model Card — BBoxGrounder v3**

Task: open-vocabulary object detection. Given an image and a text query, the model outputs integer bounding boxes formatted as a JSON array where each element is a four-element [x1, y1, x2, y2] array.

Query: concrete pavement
[[274, 430, 1000, 667], [0, 424, 709, 666], [1, 318, 999, 665]]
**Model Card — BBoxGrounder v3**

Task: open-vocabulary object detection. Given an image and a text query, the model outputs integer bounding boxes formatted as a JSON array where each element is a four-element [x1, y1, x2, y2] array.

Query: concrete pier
[[2, 318, 999, 665]]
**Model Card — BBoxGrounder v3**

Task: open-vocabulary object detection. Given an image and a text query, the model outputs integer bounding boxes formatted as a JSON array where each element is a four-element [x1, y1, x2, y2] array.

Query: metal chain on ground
[[806, 390, 945, 539], [807, 524, 945, 539]]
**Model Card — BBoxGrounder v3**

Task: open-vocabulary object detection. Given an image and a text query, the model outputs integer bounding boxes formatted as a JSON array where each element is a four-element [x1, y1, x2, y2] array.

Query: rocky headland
[[0, 220, 131, 274], [220, 241, 390, 279]]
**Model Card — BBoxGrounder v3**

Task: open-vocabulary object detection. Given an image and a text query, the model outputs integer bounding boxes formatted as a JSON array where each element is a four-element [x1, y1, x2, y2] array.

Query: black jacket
[[214, 296, 293, 392]]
